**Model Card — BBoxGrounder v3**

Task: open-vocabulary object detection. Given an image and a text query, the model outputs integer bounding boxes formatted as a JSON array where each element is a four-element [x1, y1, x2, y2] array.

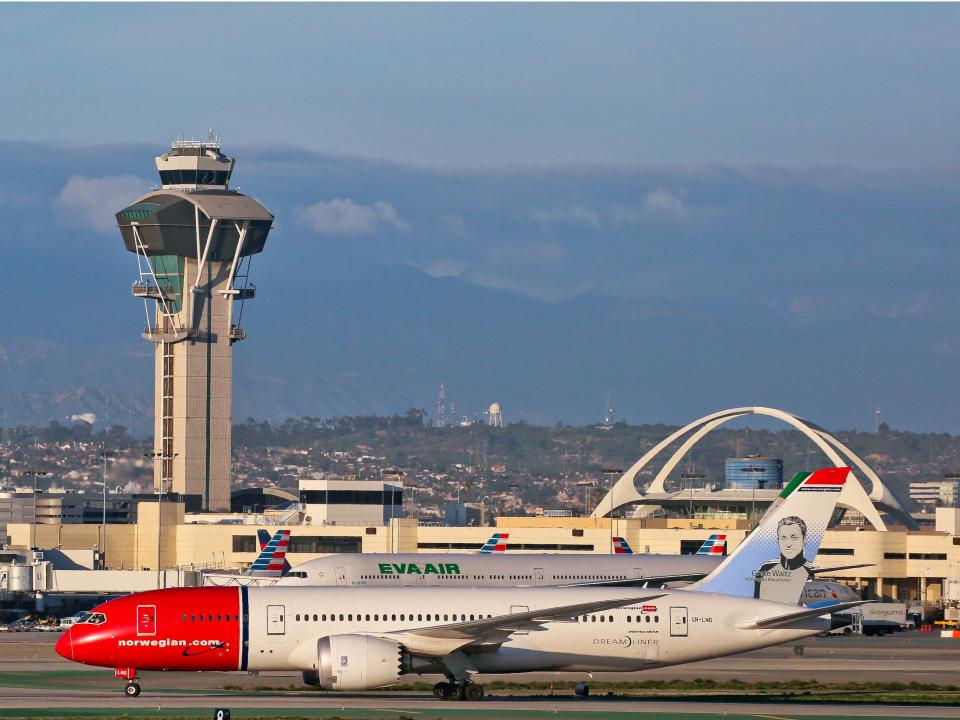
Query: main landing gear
[[432, 680, 484, 701], [124, 681, 141, 697]]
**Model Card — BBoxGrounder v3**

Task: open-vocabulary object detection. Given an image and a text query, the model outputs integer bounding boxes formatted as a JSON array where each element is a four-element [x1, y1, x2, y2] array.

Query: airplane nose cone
[[55, 630, 73, 661]]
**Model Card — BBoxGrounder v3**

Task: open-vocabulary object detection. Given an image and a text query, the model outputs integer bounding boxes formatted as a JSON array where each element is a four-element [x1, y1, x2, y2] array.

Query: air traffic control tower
[[115, 136, 273, 511]]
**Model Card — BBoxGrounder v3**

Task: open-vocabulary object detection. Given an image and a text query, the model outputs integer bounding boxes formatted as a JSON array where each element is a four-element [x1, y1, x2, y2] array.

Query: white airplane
[[57, 467, 867, 700]]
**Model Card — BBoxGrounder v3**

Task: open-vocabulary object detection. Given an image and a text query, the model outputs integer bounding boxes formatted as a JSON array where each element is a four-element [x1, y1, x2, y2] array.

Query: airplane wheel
[[463, 683, 484, 701], [432, 682, 450, 699], [574, 682, 590, 697], [124, 682, 141, 697]]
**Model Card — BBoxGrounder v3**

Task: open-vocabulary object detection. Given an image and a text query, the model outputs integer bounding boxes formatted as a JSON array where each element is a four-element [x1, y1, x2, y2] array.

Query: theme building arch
[[590, 406, 913, 531]]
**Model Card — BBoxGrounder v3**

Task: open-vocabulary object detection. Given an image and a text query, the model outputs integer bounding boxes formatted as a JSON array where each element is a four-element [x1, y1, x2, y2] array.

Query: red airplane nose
[[55, 630, 73, 661]]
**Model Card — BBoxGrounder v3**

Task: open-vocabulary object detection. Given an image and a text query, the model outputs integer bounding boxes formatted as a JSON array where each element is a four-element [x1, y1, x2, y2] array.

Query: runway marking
[[753, 715, 795, 720]]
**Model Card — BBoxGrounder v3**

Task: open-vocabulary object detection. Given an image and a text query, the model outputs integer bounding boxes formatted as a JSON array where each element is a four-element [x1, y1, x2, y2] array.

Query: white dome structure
[[590, 406, 913, 531], [488, 402, 503, 428]]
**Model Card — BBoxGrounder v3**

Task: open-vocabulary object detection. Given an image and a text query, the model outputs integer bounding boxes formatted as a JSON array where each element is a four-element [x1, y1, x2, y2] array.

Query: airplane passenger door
[[267, 605, 286, 635], [335, 566, 347, 586], [136, 605, 156, 636], [534, 568, 545, 585], [510, 605, 529, 635], [669, 607, 688, 637]]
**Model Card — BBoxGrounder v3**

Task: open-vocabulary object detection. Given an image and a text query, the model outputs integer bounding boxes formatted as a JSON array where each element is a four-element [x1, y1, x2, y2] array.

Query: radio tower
[[115, 134, 274, 511], [437, 384, 446, 428]]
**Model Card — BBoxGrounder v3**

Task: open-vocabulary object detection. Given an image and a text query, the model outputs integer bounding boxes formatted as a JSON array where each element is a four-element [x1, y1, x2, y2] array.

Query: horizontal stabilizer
[[808, 563, 874, 575], [560, 572, 708, 588], [737, 600, 871, 630]]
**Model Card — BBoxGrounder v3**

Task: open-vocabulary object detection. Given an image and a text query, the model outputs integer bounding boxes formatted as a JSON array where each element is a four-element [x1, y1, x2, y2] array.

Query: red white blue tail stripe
[[479, 533, 509, 553], [612, 536, 633, 554], [247, 529, 291, 577], [697, 534, 727, 556]]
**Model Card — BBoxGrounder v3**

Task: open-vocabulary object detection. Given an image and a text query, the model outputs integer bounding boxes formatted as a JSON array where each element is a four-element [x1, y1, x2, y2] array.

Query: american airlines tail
[[696, 534, 727, 556], [695, 466, 849, 604], [246, 529, 291, 578], [478, 532, 509, 553], [612, 536, 633, 554]]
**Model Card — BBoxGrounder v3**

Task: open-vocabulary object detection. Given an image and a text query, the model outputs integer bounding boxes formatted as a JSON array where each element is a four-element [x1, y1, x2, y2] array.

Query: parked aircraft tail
[[479, 532, 509, 553], [695, 467, 849, 605], [696, 534, 727, 556], [612, 537, 633, 554], [246, 529, 291, 577]]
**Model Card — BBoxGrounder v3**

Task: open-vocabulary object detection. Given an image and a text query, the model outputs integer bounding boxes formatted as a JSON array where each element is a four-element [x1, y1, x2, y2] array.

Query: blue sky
[[3, 4, 960, 167], [2, 4, 960, 431]]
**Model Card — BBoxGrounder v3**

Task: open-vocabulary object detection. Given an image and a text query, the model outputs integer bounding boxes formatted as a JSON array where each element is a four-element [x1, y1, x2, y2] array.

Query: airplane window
[[418, 614, 423, 621], [591, 616, 596, 623], [443, 614, 449, 621], [191, 615, 196, 622], [645, 616, 650, 623], [225, 615, 231, 622], [627, 616, 632, 623], [655, 616, 660, 623], [365, 614, 370, 621], [470, 614, 475, 620], [217, 615, 222, 622], [235, 614, 239, 621], [461, 614, 466, 621], [374, 614, 379, 621], [348, 614, 353, 621], [84, 613, 107, 625], [609, 616, 613, 622], [426, 614, 431, 621], [182, 615, 187, 622], [600, 616, 605, 622], [392, 614, 397, 621], [199, 615, 204, 622], [400, 614, 405, 621], [322, 614, 327, 621], [208, 615, 214, 622], [339, 614, 344, 621]]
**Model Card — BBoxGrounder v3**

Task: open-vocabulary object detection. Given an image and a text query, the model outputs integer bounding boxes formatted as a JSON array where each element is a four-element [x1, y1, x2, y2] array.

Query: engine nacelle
[[317, 634, 403, 690]]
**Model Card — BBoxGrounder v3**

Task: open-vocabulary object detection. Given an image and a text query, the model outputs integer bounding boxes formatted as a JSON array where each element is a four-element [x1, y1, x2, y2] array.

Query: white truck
[[836, 602, 908, 635]]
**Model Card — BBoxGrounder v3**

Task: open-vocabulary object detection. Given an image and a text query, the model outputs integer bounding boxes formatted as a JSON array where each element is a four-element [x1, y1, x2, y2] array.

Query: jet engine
[[316, 634, 403, 690]]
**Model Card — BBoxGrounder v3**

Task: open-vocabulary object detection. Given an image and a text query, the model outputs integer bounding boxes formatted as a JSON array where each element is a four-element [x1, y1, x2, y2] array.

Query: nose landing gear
[[115, 667, 140, 697]]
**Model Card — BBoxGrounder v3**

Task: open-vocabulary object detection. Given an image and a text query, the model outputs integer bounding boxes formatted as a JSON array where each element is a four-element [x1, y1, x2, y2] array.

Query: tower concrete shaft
[[117, 136, 273, 512]]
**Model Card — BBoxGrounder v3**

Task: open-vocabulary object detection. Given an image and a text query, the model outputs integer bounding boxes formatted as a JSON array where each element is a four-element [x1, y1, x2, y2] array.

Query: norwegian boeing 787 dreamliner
[[56, 467, 864, 701]]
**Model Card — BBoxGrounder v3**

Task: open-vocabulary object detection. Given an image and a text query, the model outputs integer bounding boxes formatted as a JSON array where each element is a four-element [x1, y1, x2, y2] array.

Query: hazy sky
[[3, 3, 960, 167]]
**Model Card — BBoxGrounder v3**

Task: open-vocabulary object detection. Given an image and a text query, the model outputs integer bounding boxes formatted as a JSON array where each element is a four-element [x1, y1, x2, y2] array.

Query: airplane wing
[[558, 572, 708, 588], [808, 563, 874, 575], [380, 593, 665, 656], [737, 600, 871, 630]]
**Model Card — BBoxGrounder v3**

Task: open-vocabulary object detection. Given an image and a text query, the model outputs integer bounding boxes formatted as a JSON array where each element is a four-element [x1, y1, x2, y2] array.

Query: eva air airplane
[[57, 467, 867, 700]]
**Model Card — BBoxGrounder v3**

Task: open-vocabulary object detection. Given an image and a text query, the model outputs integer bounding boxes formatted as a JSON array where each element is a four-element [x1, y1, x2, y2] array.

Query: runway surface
[[0, 631, 957, 718]]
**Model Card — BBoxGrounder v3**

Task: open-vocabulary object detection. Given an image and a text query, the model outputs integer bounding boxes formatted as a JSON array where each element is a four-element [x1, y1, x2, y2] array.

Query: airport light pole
[[144, 451, 178, 588], [99, 450, 115, 568], [601, 466, 623, 554]]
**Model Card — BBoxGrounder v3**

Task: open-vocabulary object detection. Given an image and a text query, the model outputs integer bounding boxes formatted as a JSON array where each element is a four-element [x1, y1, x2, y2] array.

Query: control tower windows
[[159, 170, 231, 186]]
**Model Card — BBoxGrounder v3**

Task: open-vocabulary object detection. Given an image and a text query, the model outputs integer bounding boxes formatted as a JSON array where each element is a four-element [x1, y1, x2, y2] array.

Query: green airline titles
[[378, 562, 461, 575]]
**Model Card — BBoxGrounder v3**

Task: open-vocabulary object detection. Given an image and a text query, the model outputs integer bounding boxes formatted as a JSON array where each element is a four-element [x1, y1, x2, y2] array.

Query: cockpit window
[[75, 612, 92, 623], [82, 613, 107, 625]]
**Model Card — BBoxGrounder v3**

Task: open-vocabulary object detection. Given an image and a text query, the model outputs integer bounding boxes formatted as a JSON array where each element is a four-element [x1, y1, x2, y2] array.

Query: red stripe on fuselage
[[58, 587, 242, 673]]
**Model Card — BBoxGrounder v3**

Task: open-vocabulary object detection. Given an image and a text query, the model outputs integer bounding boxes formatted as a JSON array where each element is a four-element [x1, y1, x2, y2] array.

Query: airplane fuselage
[[58, 585, 830, 681]]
